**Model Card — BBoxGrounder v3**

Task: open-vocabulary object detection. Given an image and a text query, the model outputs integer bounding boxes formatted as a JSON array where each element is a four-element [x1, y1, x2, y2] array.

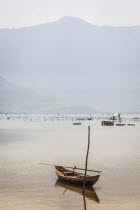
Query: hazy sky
[[0, 0, 140, 28]]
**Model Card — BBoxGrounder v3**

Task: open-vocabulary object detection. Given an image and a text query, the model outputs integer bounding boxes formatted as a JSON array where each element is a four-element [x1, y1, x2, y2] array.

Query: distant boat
[[101, 121, 114, 126], [73, 122, 81, 125], [127, 124, 135, 126], [55, 166, 100, 187], [116, 123, 125, 126], [87, 117, 92, 120]]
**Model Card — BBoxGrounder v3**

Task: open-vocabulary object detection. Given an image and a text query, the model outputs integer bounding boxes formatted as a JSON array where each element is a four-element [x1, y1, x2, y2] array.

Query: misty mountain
[[0, 17, 140, 113], [0, 76, 51, 112], [0, 76, 93, 113]]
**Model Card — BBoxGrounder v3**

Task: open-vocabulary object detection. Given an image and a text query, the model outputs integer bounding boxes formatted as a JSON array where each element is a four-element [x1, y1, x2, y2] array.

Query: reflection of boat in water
[[55, 166, 100, 187], [55, 179, 100, 203]]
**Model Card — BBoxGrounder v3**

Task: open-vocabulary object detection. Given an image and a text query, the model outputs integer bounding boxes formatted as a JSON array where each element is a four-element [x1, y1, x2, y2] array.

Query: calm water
[[0, 115, 140, 210]]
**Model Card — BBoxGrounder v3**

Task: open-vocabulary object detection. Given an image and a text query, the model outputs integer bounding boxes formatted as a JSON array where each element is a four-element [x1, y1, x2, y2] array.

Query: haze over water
[[0, 114, 140, 210]]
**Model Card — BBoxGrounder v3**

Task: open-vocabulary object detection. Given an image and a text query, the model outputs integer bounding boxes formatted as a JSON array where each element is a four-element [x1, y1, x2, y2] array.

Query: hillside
[[0, 17, 139, 113]]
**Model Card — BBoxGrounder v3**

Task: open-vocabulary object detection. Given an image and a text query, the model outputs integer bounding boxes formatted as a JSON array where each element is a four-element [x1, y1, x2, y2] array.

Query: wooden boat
[[40, 126, 101, 188], [55, 166, 100, 187]]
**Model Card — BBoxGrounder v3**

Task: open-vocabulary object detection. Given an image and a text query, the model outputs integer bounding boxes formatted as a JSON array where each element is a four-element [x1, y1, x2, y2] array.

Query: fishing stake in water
[[83, 126, 90, 193]]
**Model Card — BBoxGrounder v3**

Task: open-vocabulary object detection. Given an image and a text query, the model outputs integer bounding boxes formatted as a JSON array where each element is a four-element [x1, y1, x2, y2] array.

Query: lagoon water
[[0, 115, 140, 210]]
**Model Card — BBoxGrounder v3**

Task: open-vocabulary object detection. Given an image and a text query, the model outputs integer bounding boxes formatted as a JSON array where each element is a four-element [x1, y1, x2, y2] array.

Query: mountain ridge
[[1, 16, 140, 30], [0, 16, 139, 113]]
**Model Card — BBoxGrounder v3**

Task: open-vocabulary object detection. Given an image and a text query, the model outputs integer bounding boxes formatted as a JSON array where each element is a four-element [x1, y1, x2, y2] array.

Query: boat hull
[[55, 166, 100, 187]]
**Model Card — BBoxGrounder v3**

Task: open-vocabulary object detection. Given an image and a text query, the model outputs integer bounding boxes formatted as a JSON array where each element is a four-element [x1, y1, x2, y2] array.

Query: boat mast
[[83, 126, 90, 193]]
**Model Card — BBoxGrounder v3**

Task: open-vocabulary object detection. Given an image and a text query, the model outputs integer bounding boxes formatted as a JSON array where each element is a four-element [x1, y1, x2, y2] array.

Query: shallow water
[[0, 115, 140, 209]]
